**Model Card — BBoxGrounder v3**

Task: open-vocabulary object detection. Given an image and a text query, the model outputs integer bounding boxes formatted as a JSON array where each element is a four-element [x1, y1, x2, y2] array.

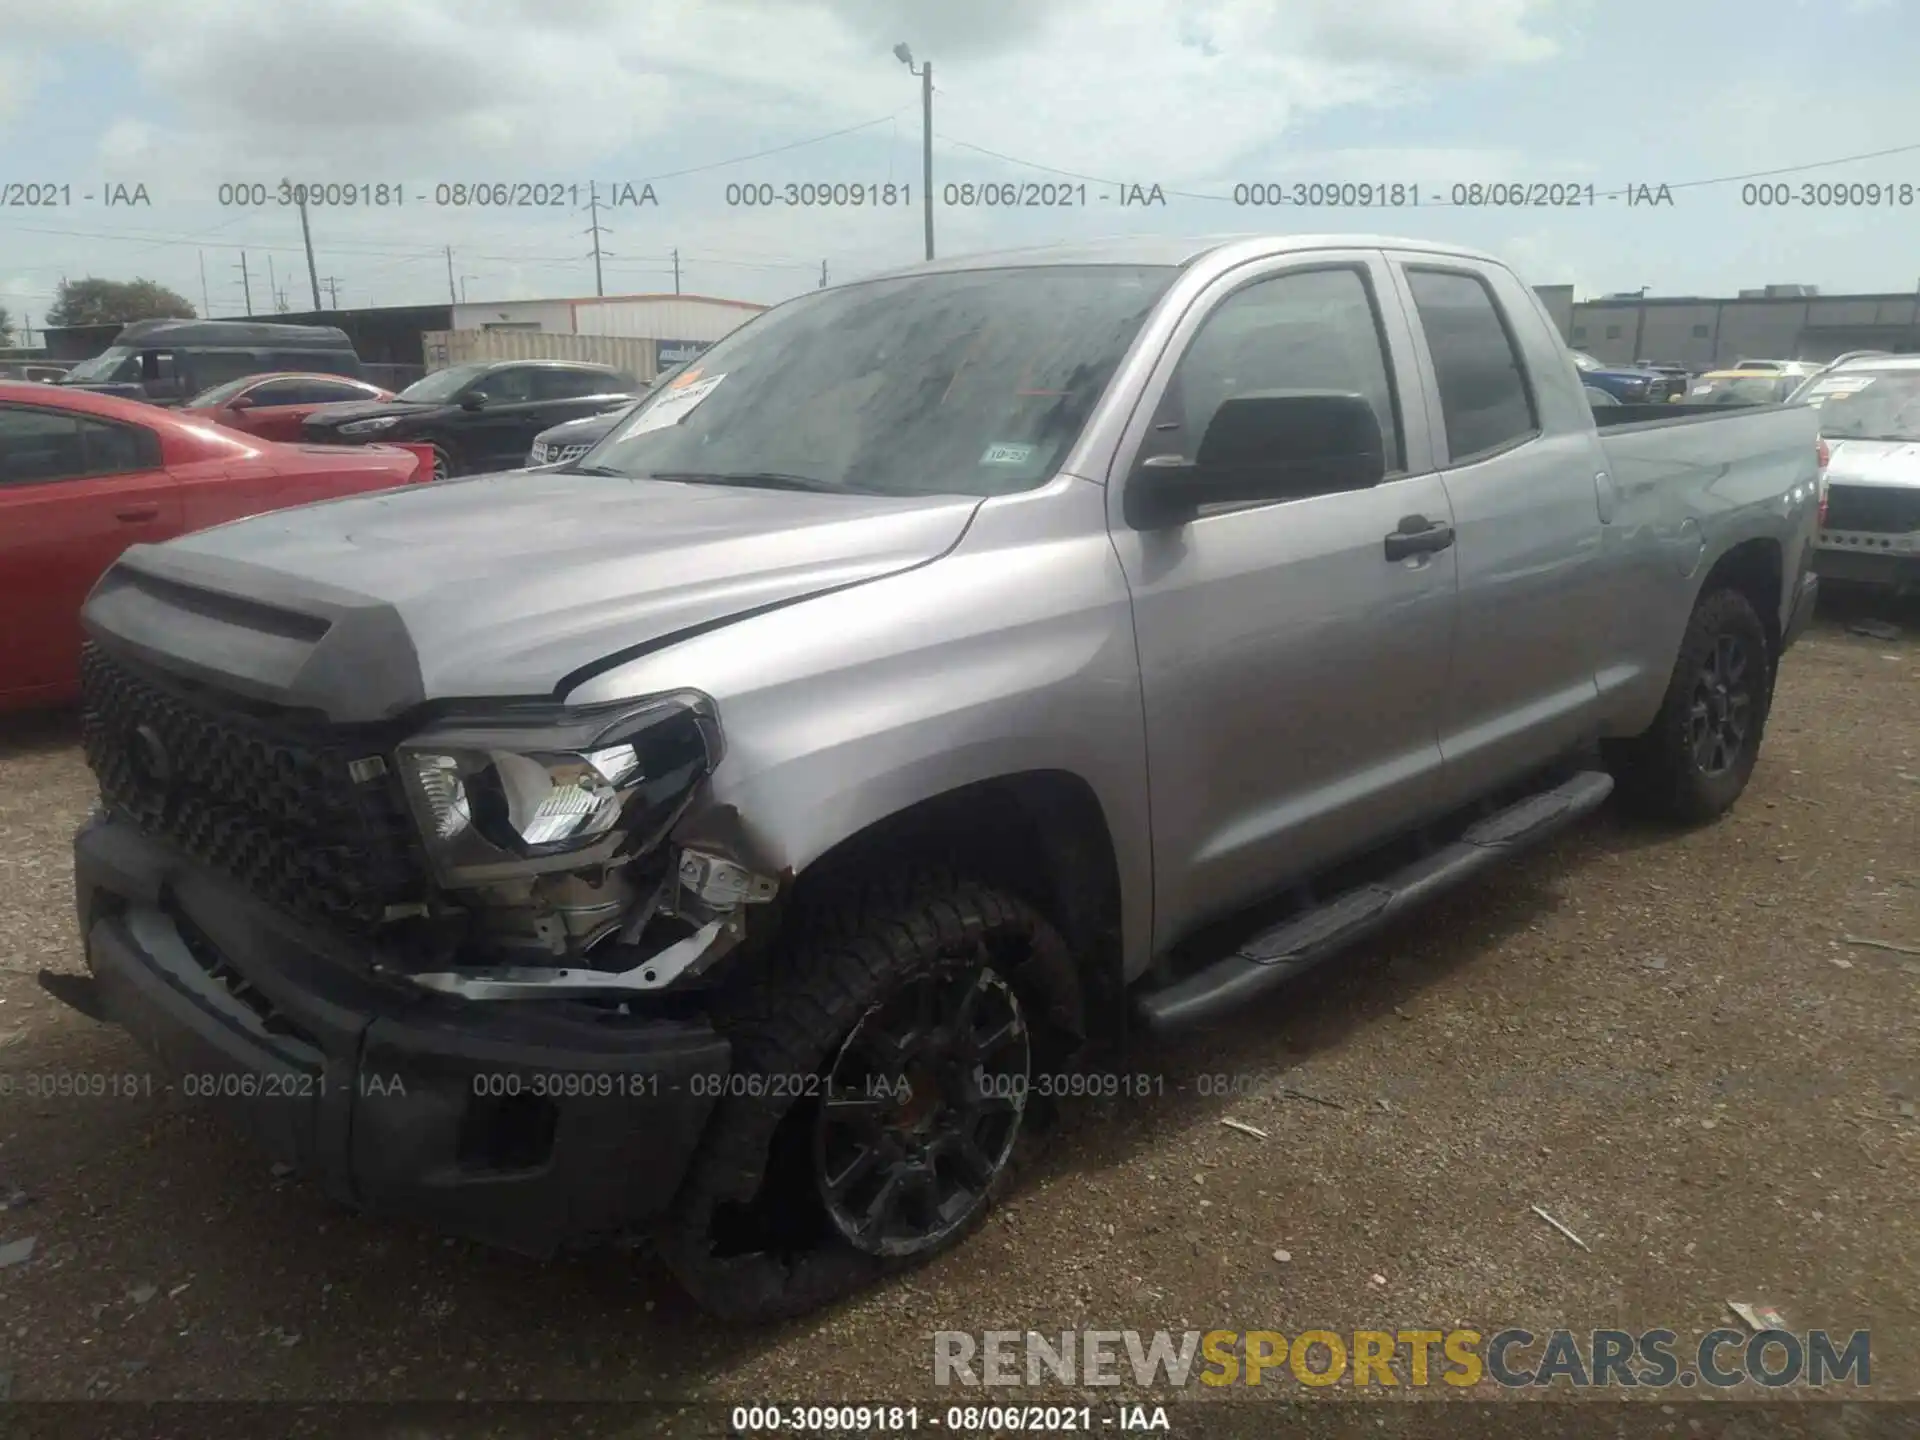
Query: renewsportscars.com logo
[[933, 1328, 1871, 1391]]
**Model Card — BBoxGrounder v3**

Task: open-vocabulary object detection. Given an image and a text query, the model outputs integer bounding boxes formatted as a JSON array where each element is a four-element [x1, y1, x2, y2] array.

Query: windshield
[[64, 345, 137, 382], [580, 264, 1177, 497], [1803, 369, 1920, 441], [396, 364, 489, 403], [1570, 351, 1602, 372], [187, 376, 254, 407]]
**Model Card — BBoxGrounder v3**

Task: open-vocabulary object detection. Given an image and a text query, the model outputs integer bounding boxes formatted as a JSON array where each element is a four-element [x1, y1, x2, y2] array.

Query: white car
[[1793, 355, 1920, 593]]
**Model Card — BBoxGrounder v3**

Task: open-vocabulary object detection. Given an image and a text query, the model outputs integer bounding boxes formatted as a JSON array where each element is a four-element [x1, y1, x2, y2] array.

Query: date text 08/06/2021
[[0, 1067, 1269, 1104], [728, 1404, 1171, 1433]]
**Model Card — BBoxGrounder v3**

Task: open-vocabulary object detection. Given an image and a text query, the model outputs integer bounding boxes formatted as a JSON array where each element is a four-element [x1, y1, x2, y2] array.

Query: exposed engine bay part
[[424, 845, 782, 994], [678, 849, 778, 907], [407, 915, 739, 1000], [465, 868, 641, 959]]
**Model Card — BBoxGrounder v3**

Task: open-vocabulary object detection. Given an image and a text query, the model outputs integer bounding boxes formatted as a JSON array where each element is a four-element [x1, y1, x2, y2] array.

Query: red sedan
[[180, 371, 394, 442], [0, 382, 427, 710]]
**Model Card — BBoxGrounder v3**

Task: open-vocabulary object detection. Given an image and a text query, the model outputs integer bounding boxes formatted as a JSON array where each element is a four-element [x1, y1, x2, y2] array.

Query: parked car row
[[298, 359, 642, 478], [1570, 349, 1688, 402]]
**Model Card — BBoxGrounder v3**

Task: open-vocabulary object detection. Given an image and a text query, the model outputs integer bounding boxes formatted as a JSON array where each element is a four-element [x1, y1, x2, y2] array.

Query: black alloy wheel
[[815, 956, 1030, 1258], [1688, 631, 1754, 778], [1602, 586, 1773, 823]]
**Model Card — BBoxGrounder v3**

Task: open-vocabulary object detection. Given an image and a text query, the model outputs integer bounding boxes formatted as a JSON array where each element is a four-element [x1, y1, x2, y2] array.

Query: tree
[[46, 278, 195, 329], [0, 304, 12, 345]]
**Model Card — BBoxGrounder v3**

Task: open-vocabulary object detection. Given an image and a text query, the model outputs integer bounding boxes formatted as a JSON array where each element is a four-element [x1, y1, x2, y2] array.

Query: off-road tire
[[1604, 587, 1774, 824], [657, 871, 1073, 1322]]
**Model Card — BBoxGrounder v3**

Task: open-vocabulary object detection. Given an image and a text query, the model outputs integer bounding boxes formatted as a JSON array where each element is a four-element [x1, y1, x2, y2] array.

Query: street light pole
[[895, 43, 934, 260]]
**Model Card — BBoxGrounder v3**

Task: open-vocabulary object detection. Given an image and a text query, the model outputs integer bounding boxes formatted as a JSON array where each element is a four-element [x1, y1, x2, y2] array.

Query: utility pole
[[584, 184, 610, 297], [819, 260, 828, 288], [297, 189, 322, 309], [234, 252, 253, 314], [894, 44, 934, 259], [671, 248, 680, 294], [199, 250, 211, 317], [319, 276, 342, 309], [267, 254, 279, 312], [445, 246, 457, 304]]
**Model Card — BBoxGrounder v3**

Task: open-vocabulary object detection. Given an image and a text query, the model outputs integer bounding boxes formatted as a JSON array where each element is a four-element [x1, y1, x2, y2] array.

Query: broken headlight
[[396, 693, 722, 885]]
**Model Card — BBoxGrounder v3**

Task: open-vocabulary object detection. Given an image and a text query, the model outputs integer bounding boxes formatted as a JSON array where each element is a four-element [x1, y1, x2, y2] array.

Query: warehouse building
[[1556, 285, 1920, 368], [451, 292, 764, 354], [39, 291, 767, 386]]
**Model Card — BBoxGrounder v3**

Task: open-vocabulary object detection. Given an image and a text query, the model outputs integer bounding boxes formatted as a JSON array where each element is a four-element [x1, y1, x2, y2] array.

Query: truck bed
[[1582, 397, 1820, 730]]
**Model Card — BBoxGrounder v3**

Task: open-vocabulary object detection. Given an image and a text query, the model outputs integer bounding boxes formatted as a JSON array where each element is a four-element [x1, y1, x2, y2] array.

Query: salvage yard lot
[[0, 599, 1915, 1407]]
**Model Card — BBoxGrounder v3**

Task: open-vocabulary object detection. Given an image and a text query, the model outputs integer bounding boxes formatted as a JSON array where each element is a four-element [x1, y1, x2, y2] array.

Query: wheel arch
[[769, 771, 1131, 1047], [1694, 535, 1785, 676]]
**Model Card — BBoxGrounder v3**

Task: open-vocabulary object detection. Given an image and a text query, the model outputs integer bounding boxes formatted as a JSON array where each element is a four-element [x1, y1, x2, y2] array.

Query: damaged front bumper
[[68, 813, 732, 1257]]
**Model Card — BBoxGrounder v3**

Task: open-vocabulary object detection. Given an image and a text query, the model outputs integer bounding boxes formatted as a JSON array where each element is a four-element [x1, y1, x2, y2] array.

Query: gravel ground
[[0, 595, 1915, 1421]]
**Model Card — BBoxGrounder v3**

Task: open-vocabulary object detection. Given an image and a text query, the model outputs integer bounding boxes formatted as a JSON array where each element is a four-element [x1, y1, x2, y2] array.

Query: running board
[[1133, 769, 1614, 1035]]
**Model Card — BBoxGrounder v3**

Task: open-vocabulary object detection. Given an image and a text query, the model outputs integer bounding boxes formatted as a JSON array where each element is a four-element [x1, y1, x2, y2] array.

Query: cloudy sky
[[1, 0, 1916, 328]]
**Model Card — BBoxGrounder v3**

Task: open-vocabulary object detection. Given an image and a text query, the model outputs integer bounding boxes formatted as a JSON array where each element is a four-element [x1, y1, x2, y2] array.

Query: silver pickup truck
[[53, 234, 1821, 1320]]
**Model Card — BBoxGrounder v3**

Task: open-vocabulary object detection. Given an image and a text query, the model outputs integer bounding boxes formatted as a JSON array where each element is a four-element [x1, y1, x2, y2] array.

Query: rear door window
[[0, 407, 157, 484], [246, 379, 308, 406], [1406, 268, 1540, 464], [532, 368, 625, 400], [0, 407, 84, 484], [479, 367, 539, 403]]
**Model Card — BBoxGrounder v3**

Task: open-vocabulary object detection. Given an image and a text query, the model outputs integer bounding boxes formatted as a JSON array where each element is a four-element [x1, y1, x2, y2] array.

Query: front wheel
[[657, 874, 1073, 1321], [428, 442, 457, 481], [1604, 587, 1773, 823]]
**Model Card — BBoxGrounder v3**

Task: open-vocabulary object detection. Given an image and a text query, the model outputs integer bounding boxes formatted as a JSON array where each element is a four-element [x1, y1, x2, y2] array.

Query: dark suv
[[300, 360, 642, 479], [58, 320, 366, 406]]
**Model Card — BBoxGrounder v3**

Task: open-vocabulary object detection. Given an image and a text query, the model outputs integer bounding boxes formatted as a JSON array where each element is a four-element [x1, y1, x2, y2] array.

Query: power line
[[626, 110, 909, 183], [932, 131, 1920, 205], [584, 184, 611, 296]]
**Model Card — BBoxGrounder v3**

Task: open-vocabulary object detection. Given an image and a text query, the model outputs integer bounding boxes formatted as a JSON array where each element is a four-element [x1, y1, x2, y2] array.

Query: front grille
[[1823, 483, 1920, 534], [529, 442, 588, 466], [79, 644, 428, 934]]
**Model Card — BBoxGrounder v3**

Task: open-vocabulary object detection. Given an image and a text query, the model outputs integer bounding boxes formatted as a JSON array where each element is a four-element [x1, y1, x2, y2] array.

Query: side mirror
[[1123, 391, 1386, 530], [227, 394, 256, 412], [460, 390, 489, 411]]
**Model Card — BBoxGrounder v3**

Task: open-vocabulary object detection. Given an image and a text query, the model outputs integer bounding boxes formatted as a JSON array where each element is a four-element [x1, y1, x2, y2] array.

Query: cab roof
[[862, 233, 1505, 280]]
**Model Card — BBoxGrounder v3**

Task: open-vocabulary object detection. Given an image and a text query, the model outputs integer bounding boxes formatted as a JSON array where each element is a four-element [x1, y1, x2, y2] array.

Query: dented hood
[[82, 467, 981, 723]]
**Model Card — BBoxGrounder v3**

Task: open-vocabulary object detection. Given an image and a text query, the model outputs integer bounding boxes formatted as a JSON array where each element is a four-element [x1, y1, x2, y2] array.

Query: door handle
[[1384, 515, 1455, 561], [115, 506, 161, 523]]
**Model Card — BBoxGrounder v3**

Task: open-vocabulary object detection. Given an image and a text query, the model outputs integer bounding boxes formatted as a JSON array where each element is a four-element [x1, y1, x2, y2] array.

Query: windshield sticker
[[980, 442, 1039, 466], [1807, 375, 1877, 396], [617, 373, 726, 438]]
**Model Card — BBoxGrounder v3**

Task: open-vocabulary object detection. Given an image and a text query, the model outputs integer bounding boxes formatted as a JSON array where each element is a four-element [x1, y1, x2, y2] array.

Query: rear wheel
[[657, 872, 1073, 1321], [1605, 588, 1773, 823]]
